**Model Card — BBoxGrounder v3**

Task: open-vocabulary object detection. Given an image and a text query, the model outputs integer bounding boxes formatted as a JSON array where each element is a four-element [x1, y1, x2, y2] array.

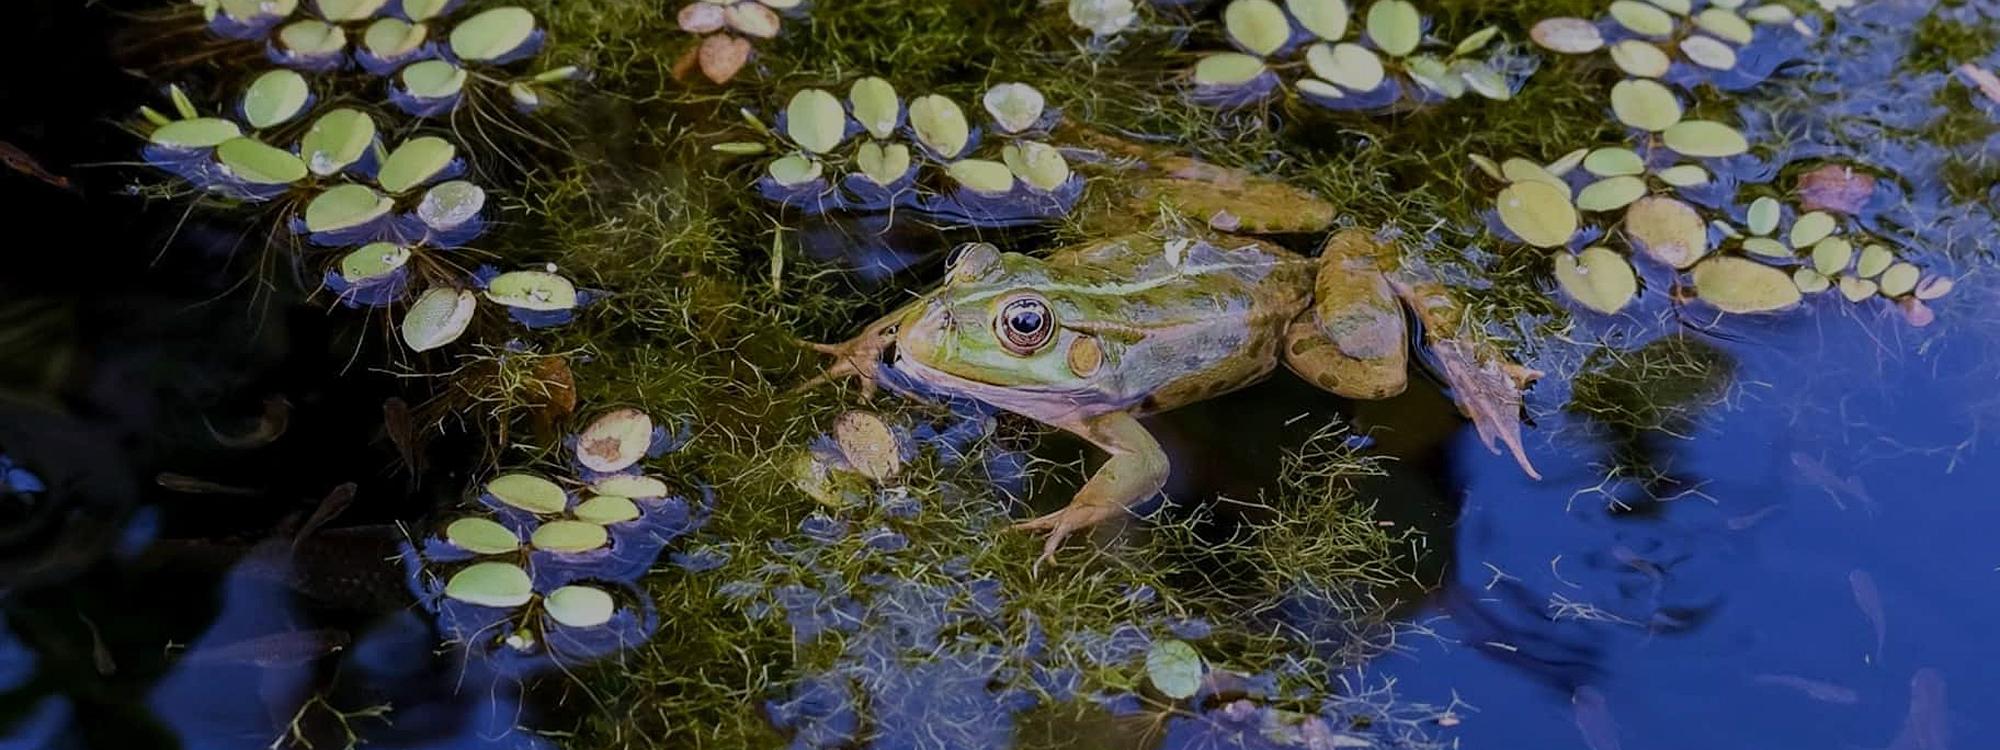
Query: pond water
[[3, 0, 1999, 749]]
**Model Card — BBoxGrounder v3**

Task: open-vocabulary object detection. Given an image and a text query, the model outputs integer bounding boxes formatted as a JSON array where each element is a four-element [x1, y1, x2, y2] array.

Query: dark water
[[5, 2, 2000, 750]]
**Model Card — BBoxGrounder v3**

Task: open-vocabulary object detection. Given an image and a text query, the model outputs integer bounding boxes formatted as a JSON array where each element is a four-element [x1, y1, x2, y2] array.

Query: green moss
[[1907, 12, 2000, 73]]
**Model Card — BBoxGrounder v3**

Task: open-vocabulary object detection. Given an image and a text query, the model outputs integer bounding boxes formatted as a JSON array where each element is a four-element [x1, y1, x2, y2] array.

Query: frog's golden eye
[[995, 294, 1054, 355]]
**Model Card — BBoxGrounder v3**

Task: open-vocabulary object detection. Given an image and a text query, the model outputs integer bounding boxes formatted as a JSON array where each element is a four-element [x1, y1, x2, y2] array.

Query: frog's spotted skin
[[802, 138, 1540, 563]]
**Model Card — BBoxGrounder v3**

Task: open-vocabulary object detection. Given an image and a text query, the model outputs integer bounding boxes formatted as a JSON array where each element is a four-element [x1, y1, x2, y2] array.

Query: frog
[[799, 131, 1541, 562]]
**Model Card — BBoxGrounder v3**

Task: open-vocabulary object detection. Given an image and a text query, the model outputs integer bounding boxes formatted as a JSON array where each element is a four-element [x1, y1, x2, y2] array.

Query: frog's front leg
[[1013, 411, 1169, 565], [792, 307, 908, 398]]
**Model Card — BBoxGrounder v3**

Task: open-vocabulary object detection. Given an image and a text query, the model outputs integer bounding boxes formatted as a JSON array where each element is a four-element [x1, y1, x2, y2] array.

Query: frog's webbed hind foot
[[1388, 275, 1544, 480], [1012, 412, 1168, 568], [791, 317, 899, 398]]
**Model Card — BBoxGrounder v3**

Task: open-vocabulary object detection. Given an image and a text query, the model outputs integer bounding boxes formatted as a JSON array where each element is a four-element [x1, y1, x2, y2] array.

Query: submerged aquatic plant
[[1190, 0, 1532, 111], [730, 78, 1084, 226]]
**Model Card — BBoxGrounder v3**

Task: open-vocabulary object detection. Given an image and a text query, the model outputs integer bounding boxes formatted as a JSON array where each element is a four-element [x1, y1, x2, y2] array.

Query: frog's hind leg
[[1387, 274, 1545, 480], [1282, 229, 1411, 400], [1013, 411, 1169, 566]]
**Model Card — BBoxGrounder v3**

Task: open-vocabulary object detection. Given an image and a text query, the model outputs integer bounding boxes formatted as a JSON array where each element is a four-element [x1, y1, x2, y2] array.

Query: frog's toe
[[1014, 502, 1126, 563]]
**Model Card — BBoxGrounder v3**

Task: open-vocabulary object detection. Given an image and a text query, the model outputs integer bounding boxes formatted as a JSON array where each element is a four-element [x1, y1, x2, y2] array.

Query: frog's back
[[1047, 234, 1312, 413]]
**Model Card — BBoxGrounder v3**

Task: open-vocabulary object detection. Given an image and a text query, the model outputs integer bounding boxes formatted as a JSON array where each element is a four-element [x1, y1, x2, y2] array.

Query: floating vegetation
[[1530, 0, 1813, 90], [1190, 0, 1532, 111], [406, 406, 702, 675], [727, 79, 1083, 225], [675, 0, 812, 83]]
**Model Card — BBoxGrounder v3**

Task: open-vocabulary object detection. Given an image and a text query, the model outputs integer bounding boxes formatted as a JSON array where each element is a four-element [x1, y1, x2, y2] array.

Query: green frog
[[801, 133, 1540, 562]]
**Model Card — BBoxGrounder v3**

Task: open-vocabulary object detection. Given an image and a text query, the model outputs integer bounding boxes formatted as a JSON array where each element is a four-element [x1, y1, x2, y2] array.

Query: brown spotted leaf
[[698, 34, 752, 85]]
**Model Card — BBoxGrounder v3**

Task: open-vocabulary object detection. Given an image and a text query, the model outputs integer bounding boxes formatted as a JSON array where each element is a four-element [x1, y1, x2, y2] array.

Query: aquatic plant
[[1189, 0, 1532, 111], [675, 0, 811, 84], [730, 78, 1084, 226], [1531, 0, 1813, 90]]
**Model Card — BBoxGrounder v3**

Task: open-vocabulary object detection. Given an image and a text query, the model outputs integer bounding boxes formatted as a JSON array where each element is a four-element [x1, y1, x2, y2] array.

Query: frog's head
[[893, 243, 1112, 395]]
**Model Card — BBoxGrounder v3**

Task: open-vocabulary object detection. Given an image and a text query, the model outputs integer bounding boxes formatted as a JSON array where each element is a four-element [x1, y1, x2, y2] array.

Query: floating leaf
[[1788, 211, 1836, 248], [784, 88, 846, 154], [1530, 17, 1603, 54], [221, 0, 299, 19], [1225, 0, 1293, 57], [544, 585, 616, 628], [908, 95, 970, 158], [1307, 42, 1386, 91], [696, 33, 751, 84], [1496, 181, 1577, 248], [1406, 55, 1462, 97], [1068, 0, 1137, 36], [151, 118, 242, 148], [1467, 153, 1503, 181], [279, 19, 348, 55], [848, 77, 901, 140], [1610, 79, 1682, 131], [339, 242, 410, 282], [1365, 0, 1422, 57], [1915, 275, 1954, 300], [485, 270, 578, 311], [1793, 267, 1831, 293], [574, 495, 642, 525], [1609, 39, 1671, 78], [983, 83, 1046, 134], [1811, 237, 1853, 275], [724, 2, 781, 38], [1742, 237, 1790, 258], [1663, 120, 1749, 157], [402, 0, 452, 21], [1609, 0, 1674, 37], [1856, 244, 1893, 277], [444, 561, 532, 608], [1455, 24, 1500, 55], [1576, 176, 1647, 212], [1646, 0, 1691, 14], [1692, 256, 1802, 313], [1288, 0, 1349, 41], [711, 141, 767, 156], [377, 136, 456, 194], [833, 411, 901, 481], [1145, 640, 1203, 700], [242, 70, 311, 129], [317, 0, 389, 22], [1624, 195, 1708, 268], [1584, 147, 1646, 177], [1456, 60, 1510, 100], [531, 520, 608, 552], [947, 159, 1014, 194], [449, 6, 538, 62], [363, 17, 428, 58], [592, 474, 668, 498], [767, 154, 823, 187], [304, 184, 394, 232], [1837, 276, 1878, 302], [1746, 196, 1780, 235], [1878, 263, 1919, 297], [400, 59, 467, 98], [1695, 8, 1755, 44], [1744, 4, 1796, 24], [417, 180, 486, 229], [1553, 246, 1638, 314], [577, 407, 653, 473], [1655, 163, 1710, 186], [216, 137, 307, 185], [854, 141, 911, 186], [1544, 148, 1589, 178], [446, 517, 519, 554], [1297, 78, 1345, 100], [1679, 35, 1738, 70], [1003, 141, 1071, 192], [1501, 158, 1569, 198], [1193, 52, 1268, 87], [487, 472, 568, 514], [401, 287, 476, 352]]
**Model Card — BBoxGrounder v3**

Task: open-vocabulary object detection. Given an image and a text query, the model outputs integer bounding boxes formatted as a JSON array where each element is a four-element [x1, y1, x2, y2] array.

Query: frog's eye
[[995, 295, 1054, 355]]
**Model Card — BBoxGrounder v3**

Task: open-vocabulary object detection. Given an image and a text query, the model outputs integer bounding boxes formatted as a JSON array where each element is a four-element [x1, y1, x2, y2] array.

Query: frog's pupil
[[1010, 310, 1042, 333]]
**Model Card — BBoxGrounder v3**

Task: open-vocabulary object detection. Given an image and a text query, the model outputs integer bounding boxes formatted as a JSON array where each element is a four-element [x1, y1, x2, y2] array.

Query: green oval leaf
[[300, 108, 376, 176], [401, 59, 468, 99], [339, 242, 410, 281], [1662, 120, 1749, 157], [1307, 42, 1384, 91], [591, 474, 668, 498], [216, 137, 307, 185], [855, 141, 912, 186], [983, 82, 1046, 134], [1576, 175, 1648, 212], [1225, 0, 1293, 57], [1610, 39, 1671, 77], [1788, 211, 1836, 248], [279, 19, 347, 54], [1584, 147, 1646, 177], [908, 94, 970, 158], [1838, 275, 1879, 302], [1002, 141, 1071, 192], [1793, 267, 1831, 294], [401, 0, 452, 21], [1530, 17, 1603, 54], [1611, 79, 1682, 131], [947, 159, 1015, 195], [446, 517, 519, 554], [1624, 195, 1708, 269], [400, 287, 477, 352], [532, 520, 609, 552], [1654, 163, 1710, 187], [1365, 0, 1422, 57], [303, 184, 393, 232], [151, 118, 242, 148], [1695, 8, 1754, 44], [1680, 35, 1738, 70], [317, 0, 389, 22], [377, 136, 457, 194], [1145, 640, 1204, 700], [784, 88, 846, 154], [1554, 246, 1638, 314], [1497, 180, 1578, 248], [573, 495, 642, 525], [848, 77, 901, 140], [1610, 0, 1674, 37], [1288, 0, 1349, 41], [444, 561, 532, 608], [577, 407, 653, 473], [242, 69, 311, 129], [1742, 237, 1790, 258], [1878, 263, 1920, 297], [487, 472, 568, 514], [767, 154, 823, 186], [449, 6, 537, 62], [1193, 52, 1268, 86], [417, 180, 486, 228], [364, 17, 429, 58], [544, 585, 616, 628], [1692, 255, 1803, 313], [485, 270, 578, 311], [1856, 243, 1894, 277], [1746, 196, 1781, 236], [1811, 237, 1853, 275]]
